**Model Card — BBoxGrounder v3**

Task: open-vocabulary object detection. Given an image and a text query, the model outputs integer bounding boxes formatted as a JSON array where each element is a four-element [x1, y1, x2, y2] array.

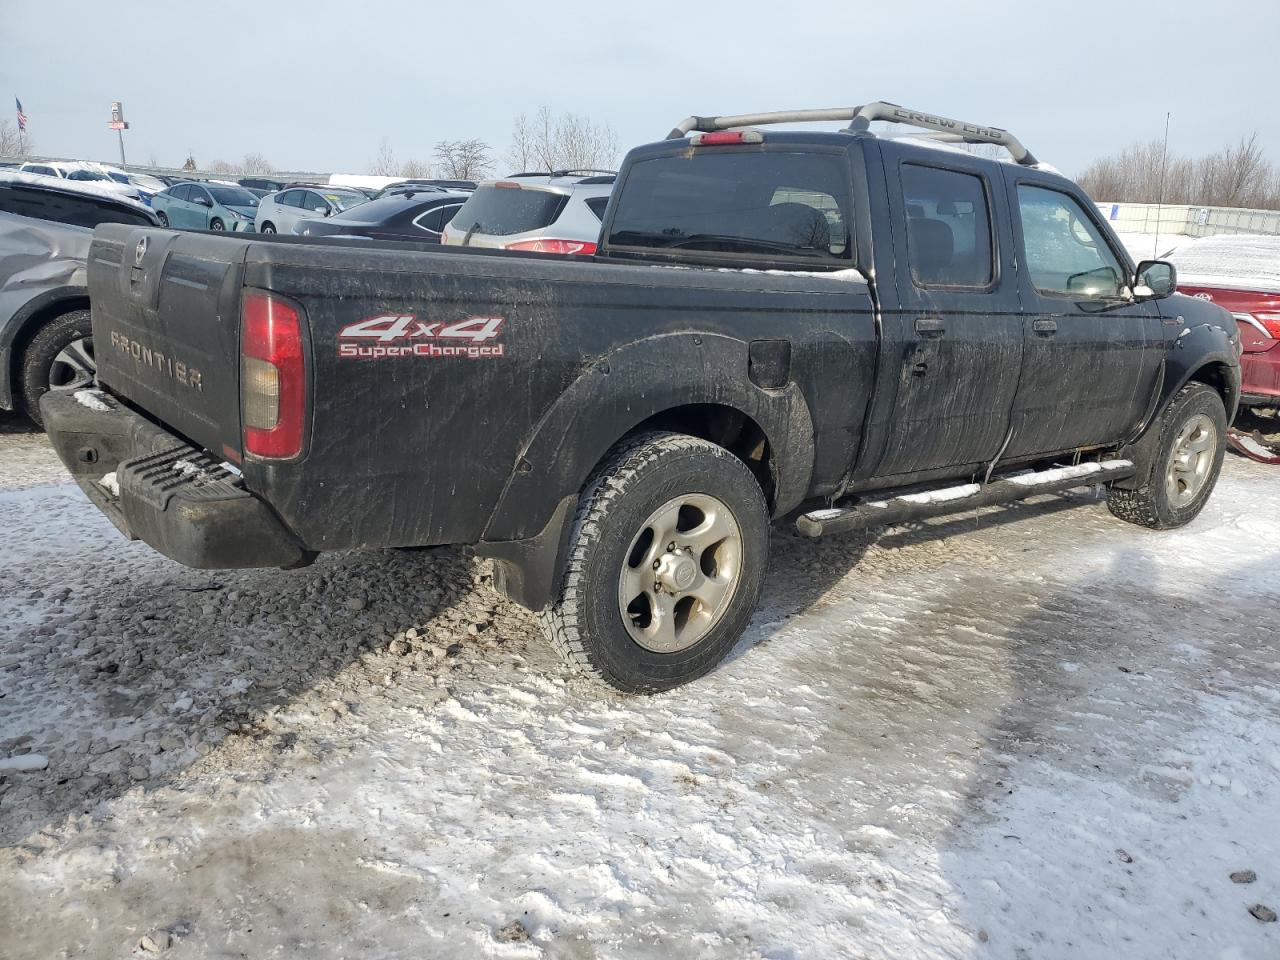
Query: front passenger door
[[1002, 180, 1164, 459]]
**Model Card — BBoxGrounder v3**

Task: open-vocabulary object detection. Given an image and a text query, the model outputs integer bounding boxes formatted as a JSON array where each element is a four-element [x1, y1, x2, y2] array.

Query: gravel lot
[[2, 413, 1278, 959]]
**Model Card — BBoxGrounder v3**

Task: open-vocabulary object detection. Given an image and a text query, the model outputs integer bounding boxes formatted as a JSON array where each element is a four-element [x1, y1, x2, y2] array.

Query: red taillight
[[240, 291, 306, 459], [504, 238, 597, 256], [689, 130, 764, 146], [1254, 312, 1280, 339]]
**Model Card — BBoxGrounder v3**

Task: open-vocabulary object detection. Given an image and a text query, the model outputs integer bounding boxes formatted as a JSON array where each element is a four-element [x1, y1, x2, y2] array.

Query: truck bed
[[88, 225, 878, 553]]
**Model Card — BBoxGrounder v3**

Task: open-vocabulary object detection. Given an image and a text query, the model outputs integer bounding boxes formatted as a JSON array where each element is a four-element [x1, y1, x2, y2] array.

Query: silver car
[[441, 171, 614, 255], [254, 185, 367, 235]]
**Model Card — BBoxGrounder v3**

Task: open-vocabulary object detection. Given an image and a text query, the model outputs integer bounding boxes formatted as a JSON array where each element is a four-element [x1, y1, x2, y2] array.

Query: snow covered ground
[[2, 416, 1278, 959]]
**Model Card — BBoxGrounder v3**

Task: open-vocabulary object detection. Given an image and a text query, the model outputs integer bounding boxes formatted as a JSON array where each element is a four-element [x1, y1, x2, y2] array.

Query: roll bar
[[665, 100, 1038, 166]]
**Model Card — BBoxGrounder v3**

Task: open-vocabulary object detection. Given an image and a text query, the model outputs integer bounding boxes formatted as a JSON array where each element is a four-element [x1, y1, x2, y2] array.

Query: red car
[[1169, 234, 1280, 410]]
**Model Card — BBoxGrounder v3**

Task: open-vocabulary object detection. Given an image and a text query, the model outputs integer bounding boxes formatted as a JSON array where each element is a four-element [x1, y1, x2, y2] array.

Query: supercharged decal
[[337, 314, 505, 359]]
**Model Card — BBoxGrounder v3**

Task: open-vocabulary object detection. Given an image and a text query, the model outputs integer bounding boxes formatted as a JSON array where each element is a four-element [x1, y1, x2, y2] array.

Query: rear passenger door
[[1001, 177, 1164, 458], [168, 184, 196, 228], [865, 145, 1023, 479]]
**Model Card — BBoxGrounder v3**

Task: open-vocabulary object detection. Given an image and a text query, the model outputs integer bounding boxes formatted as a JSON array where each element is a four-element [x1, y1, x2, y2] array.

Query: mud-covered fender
[[476, 332, 816, 609], [1157, 315, 1241, 421], [1115, 313, 1240, 490]]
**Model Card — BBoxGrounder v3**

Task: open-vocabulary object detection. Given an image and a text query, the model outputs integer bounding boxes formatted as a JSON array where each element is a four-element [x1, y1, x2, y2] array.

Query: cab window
[[900, 163, 993, 288], [1016, 184, 1126, 299]]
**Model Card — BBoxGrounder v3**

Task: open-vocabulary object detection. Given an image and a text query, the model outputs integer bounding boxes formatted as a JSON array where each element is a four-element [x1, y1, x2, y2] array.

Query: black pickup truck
[[42, 102, 1242, 693]]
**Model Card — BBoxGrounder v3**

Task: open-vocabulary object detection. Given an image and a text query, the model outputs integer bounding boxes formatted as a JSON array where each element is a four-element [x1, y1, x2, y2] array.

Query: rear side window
[[0, 186, 153, 228], [278, 190, 302, 207], [448, 185, 570, 237], [585, 196, 609, 221], [900, 164, 993, 288], [607, 150, 852, 264]]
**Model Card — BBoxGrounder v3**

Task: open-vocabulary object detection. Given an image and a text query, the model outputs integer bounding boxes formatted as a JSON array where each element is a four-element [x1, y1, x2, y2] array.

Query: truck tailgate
[[88, 224, 250, 459]]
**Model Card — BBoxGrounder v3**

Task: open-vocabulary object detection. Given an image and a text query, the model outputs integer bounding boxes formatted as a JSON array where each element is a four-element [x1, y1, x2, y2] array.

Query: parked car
[[441, 170, 613, 254], [254, 186, 367, 234], [99, 166, 168, 205], [375, 178, 477, 199], [17, 161, 143, 202], [43, 101, 1240, 694], [239, 177, 285, 193], [151, 182, 259, 232], [293, 190, 467, 242], [1168, 234, 1280, 412], [0, 173, 158, 423]]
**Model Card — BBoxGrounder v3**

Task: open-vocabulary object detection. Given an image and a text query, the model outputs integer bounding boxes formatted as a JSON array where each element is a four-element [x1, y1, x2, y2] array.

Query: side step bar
[[796, 460, 1136, 538]]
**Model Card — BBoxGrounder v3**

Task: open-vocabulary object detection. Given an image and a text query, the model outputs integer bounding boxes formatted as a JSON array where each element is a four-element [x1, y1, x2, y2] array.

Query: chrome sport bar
[[666, 100, 1039, 166]]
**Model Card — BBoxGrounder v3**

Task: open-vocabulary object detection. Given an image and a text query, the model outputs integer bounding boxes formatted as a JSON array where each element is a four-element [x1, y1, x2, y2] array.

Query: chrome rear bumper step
[[796, 460, 1136, 538]]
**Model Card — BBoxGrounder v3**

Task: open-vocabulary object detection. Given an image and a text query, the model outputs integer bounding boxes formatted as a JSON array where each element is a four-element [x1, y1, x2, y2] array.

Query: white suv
[[441, 171, 614, 255]]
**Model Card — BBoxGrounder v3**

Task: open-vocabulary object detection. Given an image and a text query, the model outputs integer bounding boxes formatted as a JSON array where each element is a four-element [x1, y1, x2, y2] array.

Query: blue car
[[152, 182, 259, 232]]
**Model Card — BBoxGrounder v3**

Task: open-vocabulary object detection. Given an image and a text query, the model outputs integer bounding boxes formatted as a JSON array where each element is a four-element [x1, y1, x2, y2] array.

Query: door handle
[[915, 316, 945, 336], [1033, 319, 1058, 335]]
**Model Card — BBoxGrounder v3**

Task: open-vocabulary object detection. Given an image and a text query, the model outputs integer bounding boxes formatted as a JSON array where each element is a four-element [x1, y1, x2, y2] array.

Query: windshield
[[208, 185, 259, 207], [448, 185, 568, 237], [607, 150, 852, 263], [66, 169, 111, 182]]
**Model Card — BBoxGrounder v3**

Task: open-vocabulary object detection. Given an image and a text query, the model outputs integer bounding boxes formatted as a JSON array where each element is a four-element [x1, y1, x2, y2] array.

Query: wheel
[[1108, 382, 1227, 529], [539, 431, 769, 693], [156, 211, 169, 227], [19, 309, 95, 426], [260, 222, 276, 234], [210, 218, 225, 231]]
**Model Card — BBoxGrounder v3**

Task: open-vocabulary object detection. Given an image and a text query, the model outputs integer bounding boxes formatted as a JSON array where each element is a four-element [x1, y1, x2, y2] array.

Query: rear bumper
[[40, 389, 313, 570]]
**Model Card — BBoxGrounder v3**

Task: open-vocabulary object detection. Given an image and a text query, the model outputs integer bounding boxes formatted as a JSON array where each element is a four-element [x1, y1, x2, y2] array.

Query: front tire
[[539, 431, 769, 693], [210, 218, 225, 231], [19, 309, 95, 426], [1108, 382, 1227, 529]]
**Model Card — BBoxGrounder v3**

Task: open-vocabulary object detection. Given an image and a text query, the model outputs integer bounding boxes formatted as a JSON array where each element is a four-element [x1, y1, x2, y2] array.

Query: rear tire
[[156, 211, 169, 227], [260, 223, 276, 234], [539, 431, 769, 693], [19, 309, 95, 426], [1108, 382, 1227, 529]]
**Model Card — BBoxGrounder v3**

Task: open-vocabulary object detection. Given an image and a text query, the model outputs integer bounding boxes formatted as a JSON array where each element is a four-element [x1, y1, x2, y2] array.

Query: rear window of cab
[[607, 150, 852, 265]]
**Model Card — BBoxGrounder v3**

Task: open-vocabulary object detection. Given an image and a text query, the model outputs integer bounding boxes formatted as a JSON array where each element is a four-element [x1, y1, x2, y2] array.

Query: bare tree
[[401, 157, 431, 178], [240, 152, 274, 174], [370, 138, 398, 176], [0, 119, 31, 156], [208, 159, 236, 174], [508, 106, 619, 173], [433, 139, 494, 180], [1078, 132, 1280, 210]]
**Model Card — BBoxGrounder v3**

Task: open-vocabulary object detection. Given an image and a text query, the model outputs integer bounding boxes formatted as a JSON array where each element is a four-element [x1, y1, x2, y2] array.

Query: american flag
[[15, 98, 28, 133]]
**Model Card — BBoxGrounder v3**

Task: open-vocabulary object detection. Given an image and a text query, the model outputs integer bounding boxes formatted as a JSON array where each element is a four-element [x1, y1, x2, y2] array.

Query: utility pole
[[1153, 111, 1171, 259]]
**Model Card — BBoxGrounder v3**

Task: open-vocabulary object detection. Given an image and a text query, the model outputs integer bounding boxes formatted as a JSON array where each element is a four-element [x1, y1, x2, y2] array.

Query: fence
[[1095, 201, 1280, 238]]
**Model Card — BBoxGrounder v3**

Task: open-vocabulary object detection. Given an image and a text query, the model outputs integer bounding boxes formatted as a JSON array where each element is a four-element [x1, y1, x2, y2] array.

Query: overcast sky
[[2, 0, 1277, 177]]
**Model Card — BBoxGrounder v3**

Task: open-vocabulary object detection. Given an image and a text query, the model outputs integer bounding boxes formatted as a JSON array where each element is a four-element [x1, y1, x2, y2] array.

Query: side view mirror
[[1134, 259, 1177, 299], [195, 196, 211, 207], [314, 206, 329, 215]]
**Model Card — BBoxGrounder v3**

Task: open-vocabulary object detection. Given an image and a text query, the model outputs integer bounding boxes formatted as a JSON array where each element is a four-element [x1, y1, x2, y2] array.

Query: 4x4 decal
[[337, 314, 505, 359]]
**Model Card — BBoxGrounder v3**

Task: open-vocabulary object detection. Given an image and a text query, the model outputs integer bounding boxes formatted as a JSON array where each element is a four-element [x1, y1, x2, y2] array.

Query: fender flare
[[1115, 325, 1240, 490], [476, 332, 816, 610]]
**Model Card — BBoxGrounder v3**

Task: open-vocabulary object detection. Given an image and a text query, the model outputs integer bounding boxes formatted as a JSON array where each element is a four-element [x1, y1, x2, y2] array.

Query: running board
[[796, 460, 1136, 538]]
